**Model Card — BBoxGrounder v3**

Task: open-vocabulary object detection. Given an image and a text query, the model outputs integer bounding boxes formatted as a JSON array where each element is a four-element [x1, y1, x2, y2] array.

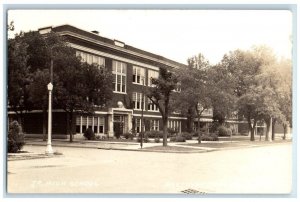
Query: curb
[[97, 147, 214, 154], [24, 140, 292, 154]]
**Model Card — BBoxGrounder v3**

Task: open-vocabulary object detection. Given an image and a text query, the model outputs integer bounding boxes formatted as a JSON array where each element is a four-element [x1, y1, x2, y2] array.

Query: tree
[[27, 69, 51, 140], [147, 67, 178, 146], [175, 53, 212, 142], [207, 63, 237, 128], [273, 59, 292, 140], [217, 49, 262, 141], [8, 32, 32, 127], [55, 57, 113, 142], [9, 30, 113, 142]]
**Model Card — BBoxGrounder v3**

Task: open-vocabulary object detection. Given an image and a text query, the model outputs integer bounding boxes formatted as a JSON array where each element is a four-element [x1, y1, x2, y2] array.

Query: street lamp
[[45, 82, 54, 155]]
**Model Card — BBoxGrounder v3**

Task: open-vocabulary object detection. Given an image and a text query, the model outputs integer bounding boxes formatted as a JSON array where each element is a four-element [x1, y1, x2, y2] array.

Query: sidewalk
[[24, 138, 213, 153], [22, 135, 292, 154]]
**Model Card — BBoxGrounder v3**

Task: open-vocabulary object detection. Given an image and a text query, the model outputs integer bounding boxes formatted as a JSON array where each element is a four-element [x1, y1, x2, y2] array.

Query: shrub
[[167, 128, 177, 137], [146, 130, 164, 138], [137, 132, 149, 143], [8, 121, 25, 153], [181, 132, 193, 140], [170, 135, 186, 142], [176, 135, 186, 142], [84, 128, 95, 140], [123, 132, 134, 140], [201, 134, 219, 141], [217, 126, 232, 137], [154, 138, 160, 143]]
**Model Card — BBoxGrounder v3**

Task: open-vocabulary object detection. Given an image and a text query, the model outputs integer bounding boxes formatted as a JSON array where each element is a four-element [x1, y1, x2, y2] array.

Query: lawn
[[143, 145, 203, 152], [180, 139, 292, 148]]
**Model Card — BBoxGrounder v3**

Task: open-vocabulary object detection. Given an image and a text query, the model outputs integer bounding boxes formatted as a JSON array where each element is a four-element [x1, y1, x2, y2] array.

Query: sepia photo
[[5, 6, 294, 197]]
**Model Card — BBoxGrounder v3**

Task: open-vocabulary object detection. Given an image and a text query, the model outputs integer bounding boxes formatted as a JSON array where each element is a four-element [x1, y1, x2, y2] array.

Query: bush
[[170, 135, 186, 142], [217, 126, 232, 137], [123, 132, 134, 140], [137, 132, 149, 143], [180, 132, 193, 140], [84, 128, 95, 140], [146, 130, 164, 138], [167, 128, 178, 137], [201, 134, 219, 141], [154, 138, 160, 143], [8, 121, 25, 153], [176, 136, 186, 142]]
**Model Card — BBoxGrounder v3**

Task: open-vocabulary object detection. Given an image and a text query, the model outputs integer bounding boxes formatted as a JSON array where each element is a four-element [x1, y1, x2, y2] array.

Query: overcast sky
[[7, 9, 292, 65]]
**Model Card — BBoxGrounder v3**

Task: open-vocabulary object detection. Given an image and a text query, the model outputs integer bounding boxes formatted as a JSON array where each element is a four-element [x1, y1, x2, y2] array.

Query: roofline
[[46, 24, 187, 69]]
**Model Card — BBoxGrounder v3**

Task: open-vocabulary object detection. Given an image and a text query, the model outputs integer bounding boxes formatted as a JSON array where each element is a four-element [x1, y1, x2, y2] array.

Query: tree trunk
[[248, 119, 256, 141], [271, 118, 276, 141], [250, 127, 255, 141], [283, 123, 287, 140], [67, 112, 73, 142], [265, 117, 271, 141], [186, 107, 194, 133], [42, 107, 47, 141], [197, 114, 201, 144], [162, 116, 168, 147]]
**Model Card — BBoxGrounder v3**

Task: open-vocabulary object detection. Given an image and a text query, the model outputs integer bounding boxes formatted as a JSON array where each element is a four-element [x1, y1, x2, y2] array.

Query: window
[[76, 51, 105, 67], [150, 120, 159, 131], [135, 118, 145, 133], [168, 120, 181, 133], [173, 82, 181, 92], [148, 70, 159, 86], [112, 61, 127, 93], [75, 116, 105, 134], [132, 66, 145, 85], [147, 98, 159, 111], [132, 92, 145, 110]]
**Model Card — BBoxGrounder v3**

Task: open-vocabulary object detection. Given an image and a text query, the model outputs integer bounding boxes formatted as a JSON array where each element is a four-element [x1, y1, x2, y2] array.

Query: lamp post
[[45, 82, 54, 155]]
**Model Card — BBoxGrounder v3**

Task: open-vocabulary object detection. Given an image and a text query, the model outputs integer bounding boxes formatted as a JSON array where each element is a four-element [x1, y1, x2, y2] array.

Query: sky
[[7, 9, 292, 65]]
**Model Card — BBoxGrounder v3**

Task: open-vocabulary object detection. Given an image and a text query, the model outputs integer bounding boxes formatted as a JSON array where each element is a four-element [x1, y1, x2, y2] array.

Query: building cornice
[[54, 28, 185, 69]]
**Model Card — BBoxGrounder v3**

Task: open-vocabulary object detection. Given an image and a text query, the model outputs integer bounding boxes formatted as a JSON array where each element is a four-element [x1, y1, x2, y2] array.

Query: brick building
[[11, 24, 217, 139]]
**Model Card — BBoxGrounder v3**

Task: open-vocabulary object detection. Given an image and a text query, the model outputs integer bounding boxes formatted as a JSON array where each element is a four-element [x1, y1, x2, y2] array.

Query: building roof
[[41, 24, 187, 69]]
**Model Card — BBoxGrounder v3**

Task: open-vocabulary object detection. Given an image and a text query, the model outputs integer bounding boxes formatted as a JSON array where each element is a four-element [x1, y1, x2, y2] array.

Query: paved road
[[7, 143, 292, 194]]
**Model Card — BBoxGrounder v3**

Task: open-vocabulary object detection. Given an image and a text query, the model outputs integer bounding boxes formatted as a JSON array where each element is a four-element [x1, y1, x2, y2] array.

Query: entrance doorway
[[113, 115, 125, 138]]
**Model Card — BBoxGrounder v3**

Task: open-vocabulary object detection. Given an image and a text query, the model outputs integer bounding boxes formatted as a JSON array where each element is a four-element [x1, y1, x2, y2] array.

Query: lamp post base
[[45, 144, 54, 155]]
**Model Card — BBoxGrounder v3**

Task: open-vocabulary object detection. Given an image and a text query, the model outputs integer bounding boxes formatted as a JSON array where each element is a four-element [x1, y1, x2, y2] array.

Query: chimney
[[91, 30, 99, 35]]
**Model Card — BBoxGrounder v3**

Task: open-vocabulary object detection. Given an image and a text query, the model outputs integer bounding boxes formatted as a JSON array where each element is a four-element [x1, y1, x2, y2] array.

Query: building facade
[[23, 24, 209, 139], [10, 24, 287, 139]]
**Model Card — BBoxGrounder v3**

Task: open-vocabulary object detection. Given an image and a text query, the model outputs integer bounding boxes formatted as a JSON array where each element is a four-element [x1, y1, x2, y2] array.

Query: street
[[7, 143, 292, 194]]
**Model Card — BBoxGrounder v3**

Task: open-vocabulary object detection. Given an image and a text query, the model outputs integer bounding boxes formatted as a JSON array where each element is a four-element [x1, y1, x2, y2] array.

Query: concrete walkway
[[19, 135, 292, 155]]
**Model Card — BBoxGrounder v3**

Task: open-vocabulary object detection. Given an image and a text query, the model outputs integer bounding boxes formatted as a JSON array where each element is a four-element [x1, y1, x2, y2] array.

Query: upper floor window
[[132, 92, 145, 110], [112, 61, 127, 93], [76, 51, 105, 67], [147, 98, 159, 112], [132, 66, 145, 85], [148, 70, 159, 87], [173, 82, 181, 92]]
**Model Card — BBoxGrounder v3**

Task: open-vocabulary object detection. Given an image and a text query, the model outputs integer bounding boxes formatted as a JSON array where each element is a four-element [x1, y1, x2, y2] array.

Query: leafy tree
[[216, 49, 262, 141], [207, 63, 237, 127], [147, 67, 178, 146], [9, 30, 113, 142], [175, 53, 212, 142], [55, 58, 113, 142], [272, 59, 292, 140], [27, 69, 50, 140], [8, 32, 32, 127]]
